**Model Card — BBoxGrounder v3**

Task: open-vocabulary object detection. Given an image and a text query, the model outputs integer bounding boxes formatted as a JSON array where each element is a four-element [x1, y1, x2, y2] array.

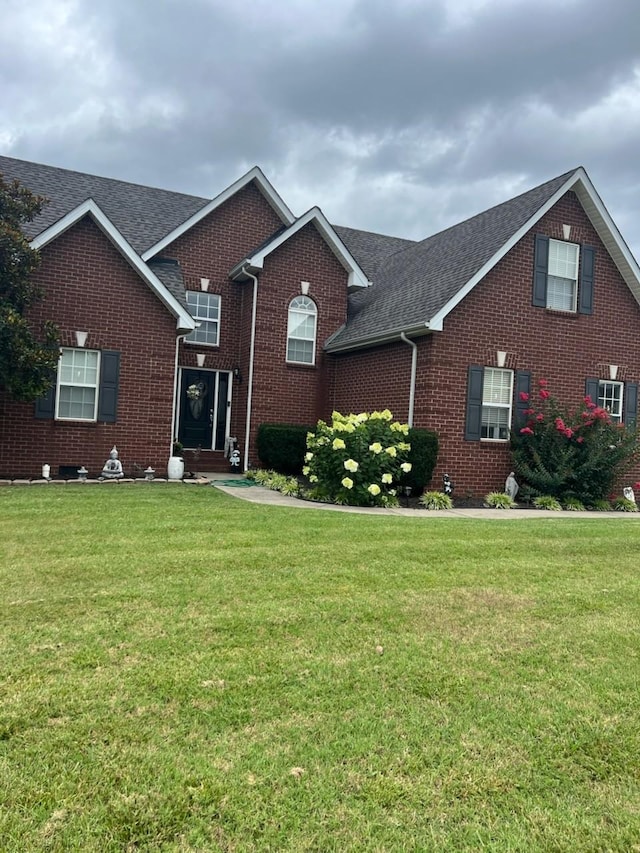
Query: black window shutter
[[98, 350, 120, 423], [465, 365, 484, 441], [579, 245, 595, 315], [34, 378, 56, 419], [585, 377, 599, 407], [514, 371, 532, 427], [532, 234, 549, 308], [624, 382, 638, 428]]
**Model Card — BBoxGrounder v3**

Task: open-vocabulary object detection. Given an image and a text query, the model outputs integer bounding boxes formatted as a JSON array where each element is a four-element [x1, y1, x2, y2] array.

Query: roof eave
[[324, 322, 431, 353]]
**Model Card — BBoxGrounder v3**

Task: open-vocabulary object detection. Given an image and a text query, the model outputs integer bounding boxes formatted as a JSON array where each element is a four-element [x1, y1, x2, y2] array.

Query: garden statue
[[443, 473, 454, 496], [229, 448, 241, 470], [623, 486, 636, 504], [100, 446, 124, 479], [505, 471, 519, 500]]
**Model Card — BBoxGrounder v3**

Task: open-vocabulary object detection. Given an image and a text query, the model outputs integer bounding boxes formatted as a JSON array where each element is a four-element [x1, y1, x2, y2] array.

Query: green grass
[[1, 486, 640, 851]]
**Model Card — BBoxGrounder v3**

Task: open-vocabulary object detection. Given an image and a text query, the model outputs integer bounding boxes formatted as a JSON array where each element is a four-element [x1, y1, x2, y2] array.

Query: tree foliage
[[0, 173, 59, 401]]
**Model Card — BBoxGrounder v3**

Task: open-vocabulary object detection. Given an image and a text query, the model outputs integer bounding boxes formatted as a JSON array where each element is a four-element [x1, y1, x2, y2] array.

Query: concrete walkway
[[206, 474, 640, 520]]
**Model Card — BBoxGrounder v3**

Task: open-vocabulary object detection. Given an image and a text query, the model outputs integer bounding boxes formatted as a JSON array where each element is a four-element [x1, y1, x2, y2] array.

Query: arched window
[[287, 296, 317, 364]]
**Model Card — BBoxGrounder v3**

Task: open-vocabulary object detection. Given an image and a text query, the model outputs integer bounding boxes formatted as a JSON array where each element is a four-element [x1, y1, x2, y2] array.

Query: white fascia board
[[31, 199, 195, 333], [429, 167, 640, 329], [244, 207, 370, 288], [571, 169, 640, 305], [141, 166, 295, 261]]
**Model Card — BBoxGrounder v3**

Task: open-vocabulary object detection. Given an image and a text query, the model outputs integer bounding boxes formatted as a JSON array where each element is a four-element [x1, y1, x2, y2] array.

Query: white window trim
[[481, 367, 513, 442], [185, 292, 221, 347], [598, 380, 623, 422], [547, 238, 579, 313], [286, 295, 317, 366], [55, 347, 100, 422]]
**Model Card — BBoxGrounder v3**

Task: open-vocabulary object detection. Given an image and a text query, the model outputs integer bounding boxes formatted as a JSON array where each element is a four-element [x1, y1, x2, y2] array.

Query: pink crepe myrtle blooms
[[538, 378, 548, 387], [519, 391, 529, 402], [523, 408, 535, 416], [555, 417, 566, 432], [576, 436, 584, 443], [520, 427, 534, 435], [539, 389, 550, 400], [536, 413, 544, 422], [564, 428, 574, 439], [634, 482, 640, 492], [584, 396, 596, 409]]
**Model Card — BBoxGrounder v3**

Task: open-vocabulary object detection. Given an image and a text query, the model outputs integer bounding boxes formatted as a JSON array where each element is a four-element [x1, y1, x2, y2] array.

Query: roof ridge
[[334, 223, 418, 243]]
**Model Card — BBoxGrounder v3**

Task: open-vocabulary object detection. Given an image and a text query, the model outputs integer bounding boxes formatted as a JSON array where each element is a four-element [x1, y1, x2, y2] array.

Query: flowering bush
[[511, 380, 638, 505], [304, 410, 411, 506]]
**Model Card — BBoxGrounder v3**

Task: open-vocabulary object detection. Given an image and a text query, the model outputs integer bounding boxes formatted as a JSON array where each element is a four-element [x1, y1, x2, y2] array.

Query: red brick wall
[[248, 222, 349, 466], [163, 182, 284, 458], [329, 191, 640, 496], [0, 217, 179, 478]]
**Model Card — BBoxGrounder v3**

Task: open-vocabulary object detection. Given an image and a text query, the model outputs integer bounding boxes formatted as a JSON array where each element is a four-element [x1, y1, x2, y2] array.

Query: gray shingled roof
[[0, 155, 210, 255], [147, 258, 188, 310], [328, 169, 578, 350], [333, 226, 417, 279], [1, 154, 584, 352]]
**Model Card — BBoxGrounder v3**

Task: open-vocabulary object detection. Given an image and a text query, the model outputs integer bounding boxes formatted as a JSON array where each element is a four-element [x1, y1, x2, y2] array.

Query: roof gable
[[327, 168, 640, 351], [230, 207, 370, 290], [31, 199, 195, 332], [142, 166, 295, 261]]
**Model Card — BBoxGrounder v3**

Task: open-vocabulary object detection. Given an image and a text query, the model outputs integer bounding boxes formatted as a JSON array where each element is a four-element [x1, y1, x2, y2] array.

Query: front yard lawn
[[1, 486, 639, 851]]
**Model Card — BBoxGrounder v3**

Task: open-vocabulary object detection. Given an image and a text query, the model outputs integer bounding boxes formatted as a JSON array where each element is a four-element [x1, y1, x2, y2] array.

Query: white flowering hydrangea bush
[[303, 410, 412, 506]]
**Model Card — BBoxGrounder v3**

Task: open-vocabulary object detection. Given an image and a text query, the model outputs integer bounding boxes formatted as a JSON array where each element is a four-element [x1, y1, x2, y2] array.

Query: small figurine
[[443, 473, 454, 496], [100, 446, 124, 479], [623, 486, 636, 504], [229, 449, 241, 469], [505, 471, 519, 500]]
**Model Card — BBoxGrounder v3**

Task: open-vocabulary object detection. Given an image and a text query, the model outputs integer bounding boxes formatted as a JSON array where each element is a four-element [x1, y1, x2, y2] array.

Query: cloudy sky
[[2, 0, 640, 253]]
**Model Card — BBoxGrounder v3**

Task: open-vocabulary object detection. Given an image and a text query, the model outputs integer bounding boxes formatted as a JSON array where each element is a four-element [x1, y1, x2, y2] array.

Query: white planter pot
[[167, 456, 184, 480]]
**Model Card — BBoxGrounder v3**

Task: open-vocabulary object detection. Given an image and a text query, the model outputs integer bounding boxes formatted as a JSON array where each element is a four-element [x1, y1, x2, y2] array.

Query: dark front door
[[178, 369, 230, 450]]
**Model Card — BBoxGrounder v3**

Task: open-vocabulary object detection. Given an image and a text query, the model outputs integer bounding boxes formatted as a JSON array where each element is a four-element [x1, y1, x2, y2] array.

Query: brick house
[[1, 156, 639, 494]]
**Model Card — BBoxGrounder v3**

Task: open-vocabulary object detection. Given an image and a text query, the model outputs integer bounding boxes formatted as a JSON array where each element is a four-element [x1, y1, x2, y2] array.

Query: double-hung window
[[547, 239, 579, 312], [481, 368, 513, 440], [533, 234, 595, 315], [185, 292, 220, 346], [287, 296, 317, 365], [598, 380, 623, 422], [56, 348, 100, 421]]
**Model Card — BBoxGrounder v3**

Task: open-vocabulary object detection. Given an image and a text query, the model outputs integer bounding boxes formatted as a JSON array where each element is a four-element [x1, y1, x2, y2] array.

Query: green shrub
[[419, 491, 454, 510], [533, 495, 562, 511], [256, 423, 312, 475], [563, 497, 586, 511], [612, 496, 638, 512], [511, 380, 638, 505], [485, 492, 515, 509], [403, 428, 438, 494], [590, 499, 612, 512], [305, 410, 411, 507], [250, 469, 301, 498]]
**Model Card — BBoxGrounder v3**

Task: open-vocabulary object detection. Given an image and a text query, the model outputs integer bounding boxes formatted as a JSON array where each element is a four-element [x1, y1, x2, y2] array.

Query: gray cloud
[[1, 0, 639, 253]]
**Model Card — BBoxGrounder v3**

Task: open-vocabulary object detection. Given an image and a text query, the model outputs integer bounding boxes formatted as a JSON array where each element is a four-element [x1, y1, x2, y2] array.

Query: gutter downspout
[[400, 332, 417, 427], [170, 331, 190, 455], [243, 267, 259, 471]]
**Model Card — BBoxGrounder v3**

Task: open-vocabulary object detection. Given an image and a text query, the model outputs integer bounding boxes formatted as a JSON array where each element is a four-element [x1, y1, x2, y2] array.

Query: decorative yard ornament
[[229, 448, 241, 470], [443, 473, 454, 496], [100, 446, 124, 479], [623, 486, 636, 505], [505, 471, 519, 500]]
